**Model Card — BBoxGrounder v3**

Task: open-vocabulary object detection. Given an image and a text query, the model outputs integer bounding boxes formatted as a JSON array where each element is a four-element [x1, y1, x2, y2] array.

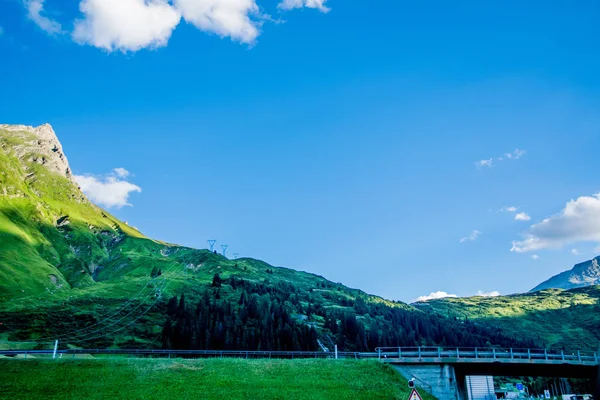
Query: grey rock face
[[0, 123, 77, 184], [531, 256, 600, 292]]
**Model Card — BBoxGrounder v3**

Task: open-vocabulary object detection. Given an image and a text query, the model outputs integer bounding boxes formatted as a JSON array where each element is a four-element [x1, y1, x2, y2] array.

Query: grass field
[[0, 358, 436, 400]]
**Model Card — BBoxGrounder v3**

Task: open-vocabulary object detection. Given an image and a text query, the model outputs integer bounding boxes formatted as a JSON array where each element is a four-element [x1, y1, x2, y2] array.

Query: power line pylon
[[207, 240, 216, 252]]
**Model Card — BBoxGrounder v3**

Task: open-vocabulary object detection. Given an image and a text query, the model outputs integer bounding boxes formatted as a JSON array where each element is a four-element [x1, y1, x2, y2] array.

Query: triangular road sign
[[407, 388, 423, 400]]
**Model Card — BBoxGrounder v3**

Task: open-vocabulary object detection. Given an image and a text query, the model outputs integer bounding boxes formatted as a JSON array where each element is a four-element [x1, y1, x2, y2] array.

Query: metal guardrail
[[373, 347, 600, 365], [0, 348, 364, 359], [0, 347, 598, 365]]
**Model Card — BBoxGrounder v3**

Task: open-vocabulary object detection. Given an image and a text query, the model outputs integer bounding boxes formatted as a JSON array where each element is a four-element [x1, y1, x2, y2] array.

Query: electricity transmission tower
[[221, 245, 228, 257], [233, 253, 240, 259], [207, 240, 216, 252]]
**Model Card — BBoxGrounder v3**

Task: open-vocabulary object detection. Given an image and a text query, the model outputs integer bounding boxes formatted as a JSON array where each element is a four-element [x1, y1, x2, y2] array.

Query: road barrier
[[1, 347, 598, 365]]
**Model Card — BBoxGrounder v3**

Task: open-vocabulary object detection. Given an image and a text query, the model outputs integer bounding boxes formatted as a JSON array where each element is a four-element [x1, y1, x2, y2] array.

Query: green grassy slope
[[413, 286, 600, 350], [0, 127, 147, 299], [0, 359, 437, 400]]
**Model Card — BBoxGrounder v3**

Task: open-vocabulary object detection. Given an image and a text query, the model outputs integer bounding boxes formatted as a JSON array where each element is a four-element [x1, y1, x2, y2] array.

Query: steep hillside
[[0, 124, 570, 352], [0, 124, 152, 299], [413, 286, 600, 350], [0, 124, 530, 351], [532, 256, 600, 292]]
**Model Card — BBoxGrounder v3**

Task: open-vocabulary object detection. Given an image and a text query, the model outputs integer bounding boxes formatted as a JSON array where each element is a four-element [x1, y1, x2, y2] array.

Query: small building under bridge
[[376, 347, 599, 400]]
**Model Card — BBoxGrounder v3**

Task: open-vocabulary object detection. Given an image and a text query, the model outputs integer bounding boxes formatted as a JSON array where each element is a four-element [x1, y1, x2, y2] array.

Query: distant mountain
[[413, 286, 600, 350], [531, 256, 600, 292]]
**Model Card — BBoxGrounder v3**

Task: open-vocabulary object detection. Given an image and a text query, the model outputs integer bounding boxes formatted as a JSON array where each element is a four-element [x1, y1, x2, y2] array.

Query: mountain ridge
[[0, 123, 595, 352], [531, 256, 600, 292]]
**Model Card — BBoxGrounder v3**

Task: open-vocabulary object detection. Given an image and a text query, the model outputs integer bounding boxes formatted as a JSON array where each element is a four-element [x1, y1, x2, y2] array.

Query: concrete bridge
[[376, 347, 599, 399]]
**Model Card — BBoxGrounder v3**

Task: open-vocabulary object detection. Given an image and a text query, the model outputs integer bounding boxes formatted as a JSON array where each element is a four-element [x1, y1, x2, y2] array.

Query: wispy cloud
[[475, 158, 493, 168], [511, 192, 600, 253], [75, 168, 141, 209], [476, 148, 526, 169], [113, 167, 131, 178], [24, 0, 62, 35], [476, 290, 501, 297], [571, 248, 580, 256], [278, 0, 330, 13], [504, 148, 526, 160], [501, 206, 518, 213], [531, 254, 540, 260], [460, 230, 481, 243]]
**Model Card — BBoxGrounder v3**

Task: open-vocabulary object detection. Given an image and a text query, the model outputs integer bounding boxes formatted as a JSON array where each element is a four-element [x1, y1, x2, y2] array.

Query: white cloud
[[514, 212, 531, 221], [475, 158, 493, 168], [531, 254, 540, 260], [505, 148, 526, 160], [25, 0, 62, 35], [75, 168, 142, 208], [414, 290, 500, 302], [26, 0, 330, 52], [73, 0, 181, 52], [476, 290, 501, 297], [113, 167, 131, 178], [476, 148, 526, 169], [460, 230, 481, 243], [511, 193, 600, 253], [414, 291, 457, 302], [500, 207, 531, 221], [278, 0, 330, 13], [174, 0, 263, 44], [571, 248, 580, 256]]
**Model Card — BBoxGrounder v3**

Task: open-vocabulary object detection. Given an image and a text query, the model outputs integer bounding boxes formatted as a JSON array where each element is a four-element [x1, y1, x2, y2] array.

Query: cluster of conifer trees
[[160, 275, 535, 351]]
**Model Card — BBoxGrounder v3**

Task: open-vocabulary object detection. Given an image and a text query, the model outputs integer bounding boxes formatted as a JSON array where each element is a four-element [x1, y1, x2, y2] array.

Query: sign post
[[407, 388, 423, 400]]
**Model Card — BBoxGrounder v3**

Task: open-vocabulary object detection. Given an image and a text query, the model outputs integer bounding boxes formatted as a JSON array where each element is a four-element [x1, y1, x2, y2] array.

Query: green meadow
[[0, 358, 437, 400]]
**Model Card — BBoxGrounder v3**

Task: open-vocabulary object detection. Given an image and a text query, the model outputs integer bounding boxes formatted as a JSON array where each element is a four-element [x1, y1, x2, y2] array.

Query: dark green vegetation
[[159, 277, 535, 351], [0, 358, 437, 400], [414, 286, 600, 350]]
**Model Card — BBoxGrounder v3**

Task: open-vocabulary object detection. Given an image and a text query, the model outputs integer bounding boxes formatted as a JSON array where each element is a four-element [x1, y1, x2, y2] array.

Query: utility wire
[[68, 264, 187, 344], [25, 261, 184, 343]]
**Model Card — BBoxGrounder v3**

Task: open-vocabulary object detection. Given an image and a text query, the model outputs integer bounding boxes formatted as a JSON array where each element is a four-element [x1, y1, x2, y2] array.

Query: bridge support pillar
[[392, 364, 460, 400]]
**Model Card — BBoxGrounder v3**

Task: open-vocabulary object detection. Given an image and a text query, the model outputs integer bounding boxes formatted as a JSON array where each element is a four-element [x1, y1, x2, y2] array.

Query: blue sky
[[1, 0, 600, 302]]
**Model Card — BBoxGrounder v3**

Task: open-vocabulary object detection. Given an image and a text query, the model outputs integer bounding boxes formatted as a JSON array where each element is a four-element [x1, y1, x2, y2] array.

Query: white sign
[[407, 388, 423, 400]]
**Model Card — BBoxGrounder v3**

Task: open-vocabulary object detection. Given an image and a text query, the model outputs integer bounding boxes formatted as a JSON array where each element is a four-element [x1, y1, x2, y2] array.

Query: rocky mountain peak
[[531, 255, 600, 292], [0, 123, 77, 185]]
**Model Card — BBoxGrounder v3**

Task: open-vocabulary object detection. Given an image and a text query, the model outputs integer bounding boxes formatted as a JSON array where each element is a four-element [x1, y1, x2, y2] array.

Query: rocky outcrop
[[0, 123, 77, 184], [531, 256, 600, 292]]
